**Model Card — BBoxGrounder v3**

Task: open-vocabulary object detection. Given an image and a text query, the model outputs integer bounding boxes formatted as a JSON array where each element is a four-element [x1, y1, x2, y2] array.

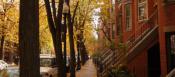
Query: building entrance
[[148, 42, 161, 77]]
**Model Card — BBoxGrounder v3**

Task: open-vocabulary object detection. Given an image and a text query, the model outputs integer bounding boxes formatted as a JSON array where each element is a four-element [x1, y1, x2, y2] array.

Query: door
[[148, 42, 161, 77], [166, 32, 175, 72]]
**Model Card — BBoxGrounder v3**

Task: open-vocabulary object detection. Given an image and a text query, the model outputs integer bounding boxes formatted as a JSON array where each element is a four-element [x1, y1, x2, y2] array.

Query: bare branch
[[44, 0, 56, 36], [51, 0, 57, 23], [72, 1, 79, 25]]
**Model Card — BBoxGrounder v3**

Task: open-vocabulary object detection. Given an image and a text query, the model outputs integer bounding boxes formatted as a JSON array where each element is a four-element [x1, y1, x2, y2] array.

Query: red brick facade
[[114, 0, 175, 77], [97, 0, 175, 76]]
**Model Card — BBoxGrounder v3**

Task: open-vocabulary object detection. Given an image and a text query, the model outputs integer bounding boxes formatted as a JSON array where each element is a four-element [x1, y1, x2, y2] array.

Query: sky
[[92, 8, 101, 39]]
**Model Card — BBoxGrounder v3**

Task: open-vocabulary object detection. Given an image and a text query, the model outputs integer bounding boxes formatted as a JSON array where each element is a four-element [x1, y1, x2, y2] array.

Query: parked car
[[0, 60, 8, 70], [3, 54, 58, 77], [166, 68, 175, 77], [40, 54, 57, 77], [6, 67, 19, 77]]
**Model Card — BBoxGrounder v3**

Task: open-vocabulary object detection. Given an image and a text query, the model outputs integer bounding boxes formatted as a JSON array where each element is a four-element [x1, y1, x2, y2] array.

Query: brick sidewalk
[[67, 59, 97, 77]]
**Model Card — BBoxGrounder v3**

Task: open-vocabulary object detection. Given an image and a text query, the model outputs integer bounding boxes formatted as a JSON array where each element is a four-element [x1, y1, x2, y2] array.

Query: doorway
[[166, 32, 175, 72], [148, 42, 161, 77]]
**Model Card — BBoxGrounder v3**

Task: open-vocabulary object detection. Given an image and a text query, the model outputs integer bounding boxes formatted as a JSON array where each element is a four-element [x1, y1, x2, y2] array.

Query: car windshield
[[40, 58, 52, 67], [0, 60, 6, 64]]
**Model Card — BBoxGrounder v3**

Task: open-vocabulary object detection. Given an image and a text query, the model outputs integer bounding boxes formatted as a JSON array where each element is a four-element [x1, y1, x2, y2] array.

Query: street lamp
[[62, 0, 69, 73], [63, 1, 69, 14]]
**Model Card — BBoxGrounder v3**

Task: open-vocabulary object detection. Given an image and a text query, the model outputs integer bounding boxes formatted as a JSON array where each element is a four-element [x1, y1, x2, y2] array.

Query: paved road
[[0, 59, 97, 77], [67, 59, 97, 77], [0, 66, 19, 77]]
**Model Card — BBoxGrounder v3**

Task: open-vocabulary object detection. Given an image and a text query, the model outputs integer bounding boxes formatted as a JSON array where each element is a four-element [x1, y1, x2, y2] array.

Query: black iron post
[[63, 13, 67, 72]]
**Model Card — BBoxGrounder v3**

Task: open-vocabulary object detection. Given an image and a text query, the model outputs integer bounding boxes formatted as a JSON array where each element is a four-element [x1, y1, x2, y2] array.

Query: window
[[164, 0, 175, 4], [7, 0, 14, 3], [125, 4, 132, 31], [117, 0, 121, 3], [40, 58, 56, 67], [166, 32, 175, 72], [138, 0, 147, 20], [112, 0, 115, 4], [170, 35, 175, 54], [111, 3, 115, 13], [139, 0, 145, 3], [107, 27, 111, 38], [153, 0, 157, 6], [165, 0, 175, 2], [112, 24, 115, 39], [117, 12, 122, 35]]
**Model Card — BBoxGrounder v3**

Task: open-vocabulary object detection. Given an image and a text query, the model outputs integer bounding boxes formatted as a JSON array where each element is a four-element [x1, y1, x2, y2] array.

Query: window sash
[[125, 4, 132, 31], [138, 0, 147, 20], [117, 14, 122, 35]]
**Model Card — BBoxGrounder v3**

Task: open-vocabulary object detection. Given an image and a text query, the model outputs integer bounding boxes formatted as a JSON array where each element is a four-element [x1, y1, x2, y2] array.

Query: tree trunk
[[44, 0, 66, 76], [19, 0, 40, 77], [65, 0, 76, 77], [77, 49, 81, 68], [67, 14, 76, 77], [82, 40, 88, 64], [80, 41, 86, 65], [78, 31, 88, 65], [0, 35, 5, 60], [66, 5, 76, 77], [68, 18, 76, 77], [53, 0, 66, 76], [76, 38, 81, 70]]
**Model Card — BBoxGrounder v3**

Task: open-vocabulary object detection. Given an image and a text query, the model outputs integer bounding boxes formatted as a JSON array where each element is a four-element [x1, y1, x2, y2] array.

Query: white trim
[[137, 0, 148, 21]]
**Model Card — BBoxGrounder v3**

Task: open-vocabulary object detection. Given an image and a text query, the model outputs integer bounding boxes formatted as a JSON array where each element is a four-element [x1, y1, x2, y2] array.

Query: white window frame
[[125, 3, 132, 31], [138, 0, 148, 21]]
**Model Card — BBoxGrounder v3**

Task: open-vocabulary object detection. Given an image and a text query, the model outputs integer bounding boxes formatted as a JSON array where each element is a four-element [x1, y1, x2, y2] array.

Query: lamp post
[[62, 1, 69, 73]]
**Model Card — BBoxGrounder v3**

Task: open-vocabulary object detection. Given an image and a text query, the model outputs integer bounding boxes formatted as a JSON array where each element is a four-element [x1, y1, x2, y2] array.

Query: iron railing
[[126, 9, 158, 51], [94, 48, 118, 77]]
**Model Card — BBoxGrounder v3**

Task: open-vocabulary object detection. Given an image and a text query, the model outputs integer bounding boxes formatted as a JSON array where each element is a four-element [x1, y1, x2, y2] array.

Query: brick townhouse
[[113, 0, 175, 77]]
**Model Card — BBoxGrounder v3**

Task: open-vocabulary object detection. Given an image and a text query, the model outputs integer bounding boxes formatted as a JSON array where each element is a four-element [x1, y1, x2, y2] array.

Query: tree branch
[[101, 24, 112, 43], [51, 0, 57, 23], [44, 0, 56, 36], [72, 1, 79, 25]]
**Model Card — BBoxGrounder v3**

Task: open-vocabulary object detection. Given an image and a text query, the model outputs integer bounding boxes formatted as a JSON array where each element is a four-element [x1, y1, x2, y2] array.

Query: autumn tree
[[43, 0, 100, 76], [66, 0, 78, 76], [19, 0, 40, 77], [44, 0, 66, 76], [39, 4, 53, 54], [73, 0, 98, 65], [0, 1, 19, 60], [96, 0, 116, 49]]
